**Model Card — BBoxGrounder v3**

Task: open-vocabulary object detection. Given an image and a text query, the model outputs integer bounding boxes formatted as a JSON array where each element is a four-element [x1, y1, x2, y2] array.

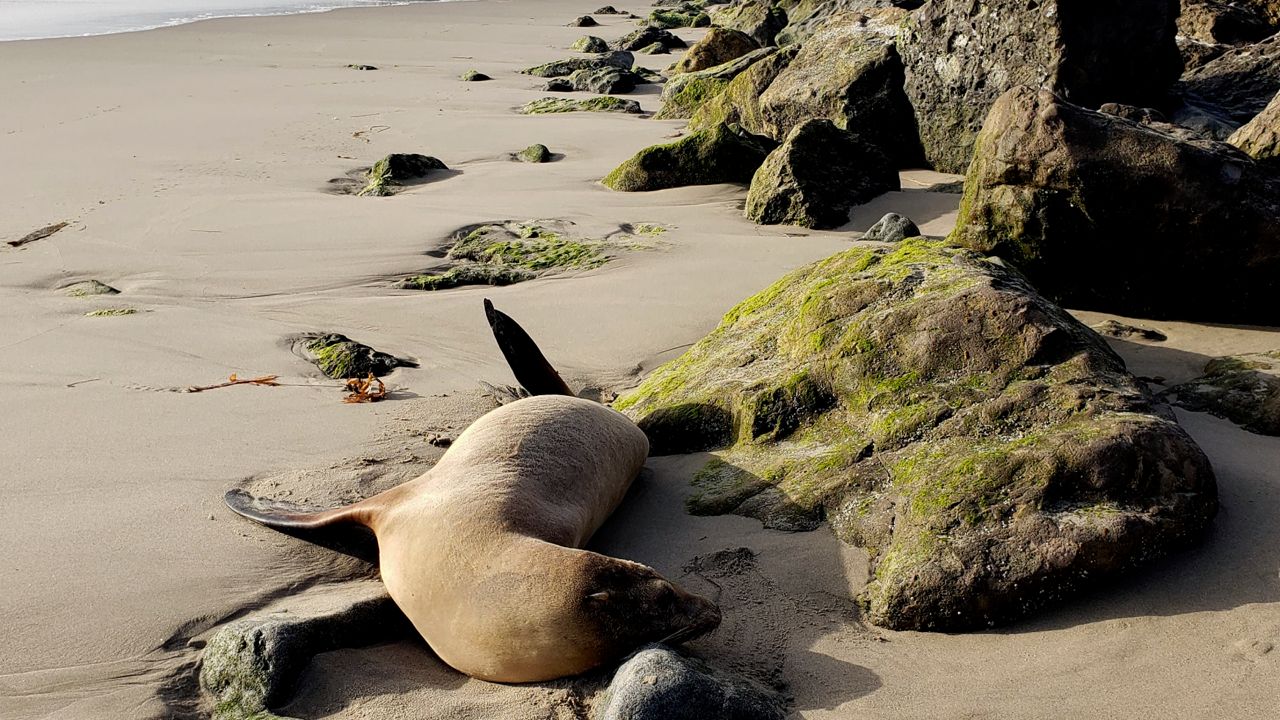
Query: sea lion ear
[[587, 591, 610, 603]]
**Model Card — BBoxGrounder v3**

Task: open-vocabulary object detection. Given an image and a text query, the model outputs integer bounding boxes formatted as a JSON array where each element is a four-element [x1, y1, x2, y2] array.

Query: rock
[[646, 6, 712, 29], [345, 63, 377, 71], [951, 86, 1280, 324], [776, 1, 906, 47], [689, 44, 797, 135], [862, 212, 920, 242], [200, 581, 404, 720], [295, 333, 416, 378], [595, 5, 627, 13], [544, 78, 575, 92], [709, 0, 788, 46], [655, 48, 776, 120], [521, 51, 635, 78], [614, 239, 1218, 630], [1091, 320, 1168, 342], [1179, 34, 1280, 125], [613, 25, 688, 51], [402, 265, 535, 291], [899, 0, 1183, 173], [515, 143, 553, 163], [639, 42, 671, 55], [460, 69, 491, 81], [1178, 36, 1228, 70], [1167, 351, 1280, 435], [1098, 103, 1169, 124], [357, 153, 448, 197], [571, 35, 610, 53], [62, 279, 120, 297], [1228, 90, 1280, 166], [669, 27, 760, 74], [745, 119, 898, 229], [567, 66, 638, 94], [598, 645, 786, 720], [572, 15, 600, 26], [402, 221, 607, 290], [1167, 100, 1240, 140], [520, 96, 643, 114], [602, 122, 775, 191], [758, 15, 923, 166], [1178, 0, 1277, 45]]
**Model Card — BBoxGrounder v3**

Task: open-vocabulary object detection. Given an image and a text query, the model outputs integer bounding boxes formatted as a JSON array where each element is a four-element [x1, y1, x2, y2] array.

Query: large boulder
[[598, 645, 786, 720], [899, 0, 1183, 173], [656, 48, 776, 120], [1180, 34, 1280, 126], [709, 0, 788, 45], [1229, 90, 1280, 166], [951, 86, 1280, 324], [614, 239, 1218, 630], [689, 45, 798, 134], [757, 15, 923, 166], [670, 27, 760, 74], [744, 119, 898, 228], [1167, 351, 1280, 436], [602, 123, 775, 191]]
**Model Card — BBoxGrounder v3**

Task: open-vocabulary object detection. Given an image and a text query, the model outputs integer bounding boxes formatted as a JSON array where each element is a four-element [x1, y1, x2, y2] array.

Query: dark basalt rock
[[295, 333, 417, 379], [602, 122, 775, 192], [745, 119, 898, 229], [862, 212, 921, 242], [899, 0, 1183, 173], [572, 15, 600, 27], [615, 240, 1218, 631], [595, 5, 627, 14], [951, 86, 1280, 324]]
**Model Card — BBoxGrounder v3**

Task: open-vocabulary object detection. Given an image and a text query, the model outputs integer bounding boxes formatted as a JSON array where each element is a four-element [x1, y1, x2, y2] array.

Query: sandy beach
[[1, 1, 1277, 718]]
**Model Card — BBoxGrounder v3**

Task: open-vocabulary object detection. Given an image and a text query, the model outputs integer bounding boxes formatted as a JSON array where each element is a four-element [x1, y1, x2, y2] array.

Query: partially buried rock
[[460, 69, 491, 81], [639, 42, 670, 55], [296, 333, 416, 378], [62, 279, 120, 297], [567, 66, 638, 94], [745, 119, 898, 229], [345, 63, 377, 71], [595, 5, 627, 14], [401, 221, 606, 290], [669, 27, 759, 75], [951, 86, 1280, 324], [614, 239, 1217, 630], [613, 25, 687, 51], [520, 96, 642, 114], [655, 47, 775, 120], [522, 51, 635, 78], [1091, 320, 1168, 342], [516, 143, 553, 163], [646, 6, 711, 29], [357, 153, 448, 197], [1228, 90, 1280, 166], [572, 15, 599, 27], [598, 645, 786, 720], [1167, 351, 1280, 435], [862, 212, 920, 242], [602, 122, 774, 191], [571, 35, 610, 53]]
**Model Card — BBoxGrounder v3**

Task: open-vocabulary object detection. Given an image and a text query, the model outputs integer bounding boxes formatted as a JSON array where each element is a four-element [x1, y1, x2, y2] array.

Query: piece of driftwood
[[8, 222, 69, 247]]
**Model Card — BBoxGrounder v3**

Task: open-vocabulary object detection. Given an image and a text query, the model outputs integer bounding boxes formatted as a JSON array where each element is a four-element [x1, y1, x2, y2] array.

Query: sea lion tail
[[483, 298, 575, 397], [224, 488, 374, 530]]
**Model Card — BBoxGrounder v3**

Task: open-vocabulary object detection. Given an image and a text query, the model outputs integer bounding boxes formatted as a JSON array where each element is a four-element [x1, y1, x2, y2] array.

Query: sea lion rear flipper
[[484, 298, 575, 397], [224, 489, 368, 530]]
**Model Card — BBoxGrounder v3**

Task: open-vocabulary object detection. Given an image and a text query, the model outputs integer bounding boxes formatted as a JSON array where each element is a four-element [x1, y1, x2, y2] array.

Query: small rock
[[598, 644, 786, 720], [62, 279, 120, 297], [571, 35, 610, 53], [638, 42, 670, 55], [1091, 320, 1168, 342], [520, 96, 642, 114], [294, 333, 417, 379], [862, 213, 921, 242], [345, 63, 377, 71], [460, 69, 491, 81], [613, 25, 687, 51], [516, 143, 553, 163], [595, 5, 626, 14], [544, 78, 575, 92], [357, 153, 448, 197], [572, 15, 599, 27]]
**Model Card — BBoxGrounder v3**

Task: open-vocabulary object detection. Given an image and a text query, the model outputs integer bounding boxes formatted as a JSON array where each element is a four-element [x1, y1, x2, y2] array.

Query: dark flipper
[[224, 489, 370, 530], [484, 298, 575, 397]]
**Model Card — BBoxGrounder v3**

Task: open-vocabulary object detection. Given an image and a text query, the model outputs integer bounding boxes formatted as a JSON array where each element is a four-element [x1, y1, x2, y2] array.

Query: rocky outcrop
[[613, 25, 687, 51], [1168, 351, 1280, 435], [522, 51, 635, 78], [899, 0, 1183, 173], [519, 96, 643, 114], [597, 645, 786, 720], [656, 48, 775, 120], [862, 212, 920, 242], [670, 27, 760, 74], [689, 45, 797, 134], [709, 0, 788, 45], [614, 239, 1218, 630], [1179, 33, 1280, 126], [602, 123, 774, 191], [745, 119, 898, 228], [294, 333, 416, 378], [951, 87, 1280, 324], [357, 154, 448, 196], [758, 16, 923, 166], [1228, 90, 1280, 165]]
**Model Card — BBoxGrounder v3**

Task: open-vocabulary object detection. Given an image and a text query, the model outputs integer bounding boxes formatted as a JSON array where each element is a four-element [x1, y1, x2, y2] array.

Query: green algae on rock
[[602, 122, 774, 191], [571, 35, 610, 53], [460, 69, 491, 81], [614, 239, 1217, 630], [1167, 351, 1280, 435], [646, 7, 711, 29], [521, 51, 635, 78], [520, 96, 643, 114], [688, 45, 797, 136], [84, 307, 136, 317], [357, 153, 448, 197], [669, 27, 759, 75], [709, 0, 787, 45], [515, 143, 553, 163], [401, 221, 609, 291], [295, 333, 416, 379], [655, 48, 775, 120]]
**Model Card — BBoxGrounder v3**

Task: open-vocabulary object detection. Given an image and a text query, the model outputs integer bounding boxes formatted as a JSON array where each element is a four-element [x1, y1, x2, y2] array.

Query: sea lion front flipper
[[484, 298, 575, 397], [224, 489, 370, 530]]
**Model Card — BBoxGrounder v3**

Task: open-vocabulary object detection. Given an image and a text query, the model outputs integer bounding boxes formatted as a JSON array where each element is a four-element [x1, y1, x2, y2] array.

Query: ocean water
[[0, 0, 430, 41]]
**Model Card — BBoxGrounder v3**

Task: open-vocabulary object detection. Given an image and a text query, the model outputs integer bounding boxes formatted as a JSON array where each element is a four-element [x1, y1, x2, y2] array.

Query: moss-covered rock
[[515, 143, 553, 163], [1228, 89, 1280, 167], [757, 15, 922, 166], [1167, 351, 1280, 435], [519, 96, 643, 114], [401, 221, 609, 291], [950, 86, 1280, 324], [655, 48, 775, 120], [613, 25, 688, 51], [521, 51, 635, 78], [295, 333, 415, 379], [646, 7, 711, 29], [709, 0, 788, 46], [357, 154, 448, 197], [602, 122, 775, 191], [745, 118, 898, 229], [669, 27, 759, 75], [639, 42, 671, 55], [85, 307, 136, 317], [567, 66, 639, 94], [572, 15, 599, 27], [571, 35, 610, 53], [460, 69, 491, 81], [615, 239, 1217, 630], [688, 44, 797, 135]]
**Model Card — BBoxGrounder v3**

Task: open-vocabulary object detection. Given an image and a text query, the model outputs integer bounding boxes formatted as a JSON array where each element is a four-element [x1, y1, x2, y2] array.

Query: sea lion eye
[[587, 591, 610, 603]]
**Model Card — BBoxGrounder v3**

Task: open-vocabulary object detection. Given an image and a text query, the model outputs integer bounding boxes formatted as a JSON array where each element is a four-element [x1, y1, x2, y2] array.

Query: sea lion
[[225, 302, 721, 683]]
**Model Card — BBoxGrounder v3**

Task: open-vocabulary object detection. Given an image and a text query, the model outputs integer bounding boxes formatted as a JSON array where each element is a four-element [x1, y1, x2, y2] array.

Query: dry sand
[[0, 2, 1276, 718]]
